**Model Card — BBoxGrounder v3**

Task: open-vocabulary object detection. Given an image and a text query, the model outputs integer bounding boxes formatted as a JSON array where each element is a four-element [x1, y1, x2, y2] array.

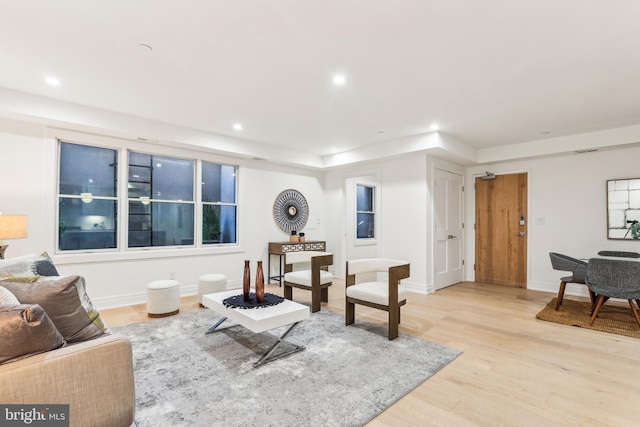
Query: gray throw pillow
[[2, 276, 109, 343], [0, 303, 66, 365]]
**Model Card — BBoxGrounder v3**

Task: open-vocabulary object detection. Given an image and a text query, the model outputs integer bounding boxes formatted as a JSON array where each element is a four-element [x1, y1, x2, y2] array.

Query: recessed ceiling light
[[333, 74, 346, 85], [233, 123, 243, 131], [45, 77, 61, 86], [430, 123, 440, 131]]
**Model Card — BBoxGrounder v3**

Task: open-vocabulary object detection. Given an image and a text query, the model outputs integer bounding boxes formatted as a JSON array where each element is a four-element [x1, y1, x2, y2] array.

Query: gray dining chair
[[586, 257, 640, 327], [549, 252, 594, 310]]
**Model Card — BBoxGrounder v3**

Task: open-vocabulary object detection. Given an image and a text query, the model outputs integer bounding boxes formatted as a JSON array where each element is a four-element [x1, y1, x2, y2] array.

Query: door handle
[[447, 234, 458, 239], [515, 231, 525, 237]]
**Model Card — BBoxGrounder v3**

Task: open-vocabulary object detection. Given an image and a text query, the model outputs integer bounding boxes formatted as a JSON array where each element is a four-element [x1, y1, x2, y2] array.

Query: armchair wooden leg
[[345, 301, 355, 326], [388, 310, 399, 340], [311, 286, 321, 313], [555, 281, 567, 310], [320, 287, 329, 302], [589, 295, 605, 326], [388, 305, 400, 340], [284, 285, 293, 301]]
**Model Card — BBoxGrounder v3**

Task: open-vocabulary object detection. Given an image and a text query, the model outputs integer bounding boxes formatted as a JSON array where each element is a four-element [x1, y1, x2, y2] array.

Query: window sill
[[51, 244, 243, 265], [354, 239, 377, 247]]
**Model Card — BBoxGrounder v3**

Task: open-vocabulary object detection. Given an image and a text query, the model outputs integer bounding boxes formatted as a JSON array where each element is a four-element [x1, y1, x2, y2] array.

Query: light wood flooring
[[101, 280, 640, 427]]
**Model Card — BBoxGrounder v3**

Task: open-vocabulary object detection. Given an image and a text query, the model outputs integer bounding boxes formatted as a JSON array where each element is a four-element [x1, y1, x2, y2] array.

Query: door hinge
[[462, 260, 465, 266], [473, 263, 476, 270], [462, 185, 465, 192]]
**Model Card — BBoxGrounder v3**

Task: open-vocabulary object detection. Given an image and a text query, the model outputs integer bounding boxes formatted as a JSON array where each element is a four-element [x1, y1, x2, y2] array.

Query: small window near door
[[356, 184, 375, 239]]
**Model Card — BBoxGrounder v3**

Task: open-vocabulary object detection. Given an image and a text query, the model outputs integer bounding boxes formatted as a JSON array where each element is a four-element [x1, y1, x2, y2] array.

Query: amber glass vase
[[255, 261, 265, 303], [243, 260, 251, 301]]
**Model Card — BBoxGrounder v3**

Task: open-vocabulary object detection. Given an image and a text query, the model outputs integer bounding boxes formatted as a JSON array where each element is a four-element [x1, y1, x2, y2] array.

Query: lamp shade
[[0, 215, 28, 240]]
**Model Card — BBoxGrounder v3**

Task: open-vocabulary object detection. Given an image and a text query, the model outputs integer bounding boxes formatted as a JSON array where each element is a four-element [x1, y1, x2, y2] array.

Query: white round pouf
[[198, 274, 227, 306], [147, 279, 180, 318]]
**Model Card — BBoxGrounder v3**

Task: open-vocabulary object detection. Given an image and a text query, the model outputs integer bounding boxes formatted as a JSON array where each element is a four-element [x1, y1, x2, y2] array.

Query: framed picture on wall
[[607, 178, 640, 239]]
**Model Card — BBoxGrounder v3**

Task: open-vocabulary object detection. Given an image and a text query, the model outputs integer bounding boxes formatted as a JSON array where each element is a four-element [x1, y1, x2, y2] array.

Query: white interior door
[[434, 168, 464, 289]]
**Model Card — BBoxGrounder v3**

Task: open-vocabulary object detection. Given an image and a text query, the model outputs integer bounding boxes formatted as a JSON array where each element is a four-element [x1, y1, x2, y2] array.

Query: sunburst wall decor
[[273, 189, 309, 233]]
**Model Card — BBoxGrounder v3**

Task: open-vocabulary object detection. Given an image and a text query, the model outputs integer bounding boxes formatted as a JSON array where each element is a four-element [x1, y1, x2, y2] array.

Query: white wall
[[324, 153, 431, 293], [465, 146, 640, 296], [0, 118, 326, 309]]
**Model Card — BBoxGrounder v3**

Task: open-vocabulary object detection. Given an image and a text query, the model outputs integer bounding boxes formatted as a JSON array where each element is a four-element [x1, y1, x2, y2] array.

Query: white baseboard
[[94, 282, 231, 311], [94, 291, 147, 311], [527, 280, 590, 297], [403, 281, 431, 295], [95, 278, 431, 311]]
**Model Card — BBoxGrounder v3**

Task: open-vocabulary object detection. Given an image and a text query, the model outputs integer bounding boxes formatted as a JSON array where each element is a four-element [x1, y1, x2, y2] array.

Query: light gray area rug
[[114, 308, 461, 427]]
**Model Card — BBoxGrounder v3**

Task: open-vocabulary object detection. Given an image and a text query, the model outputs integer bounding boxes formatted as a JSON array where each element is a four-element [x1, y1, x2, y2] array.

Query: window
[[356, 184, 375, 239], [57, 140, 239, 253], [201, 162, 237, 244], [58, 142, 118, 251], [128, 152, 195, 247]]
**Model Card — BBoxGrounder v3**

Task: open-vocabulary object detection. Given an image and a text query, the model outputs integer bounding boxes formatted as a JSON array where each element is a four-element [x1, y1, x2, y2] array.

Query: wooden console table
[[268, 240, 326, 286]]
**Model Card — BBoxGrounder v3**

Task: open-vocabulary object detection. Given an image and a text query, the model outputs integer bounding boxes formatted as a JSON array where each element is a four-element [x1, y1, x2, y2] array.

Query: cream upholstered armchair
[[345, 258, 410, 340], [283, 251, 333, 313]]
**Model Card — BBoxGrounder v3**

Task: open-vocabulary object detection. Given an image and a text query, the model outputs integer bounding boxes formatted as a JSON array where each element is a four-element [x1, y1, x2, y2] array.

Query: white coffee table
[[201, 289, 310, 367]]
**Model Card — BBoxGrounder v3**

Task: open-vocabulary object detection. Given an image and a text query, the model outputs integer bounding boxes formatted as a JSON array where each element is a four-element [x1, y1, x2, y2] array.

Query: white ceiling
[[1, 1, 640, 167]]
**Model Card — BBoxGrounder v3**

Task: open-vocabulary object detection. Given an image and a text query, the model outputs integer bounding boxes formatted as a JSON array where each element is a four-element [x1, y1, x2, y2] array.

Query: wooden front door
[[475, 173, 527, 287]]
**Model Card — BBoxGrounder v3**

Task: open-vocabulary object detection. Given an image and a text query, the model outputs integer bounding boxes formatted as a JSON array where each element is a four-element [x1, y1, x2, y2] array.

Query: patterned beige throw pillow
[[0, 252, 59, 278]]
